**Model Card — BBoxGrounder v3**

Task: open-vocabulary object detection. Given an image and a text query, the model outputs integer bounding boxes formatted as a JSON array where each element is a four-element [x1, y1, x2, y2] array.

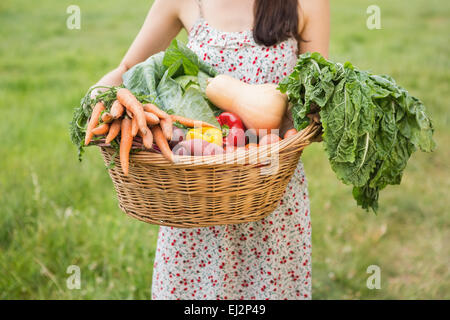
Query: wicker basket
[[100, 122, 321, 228]]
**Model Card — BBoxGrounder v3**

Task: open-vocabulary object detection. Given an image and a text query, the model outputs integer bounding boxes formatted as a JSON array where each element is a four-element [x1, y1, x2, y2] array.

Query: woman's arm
[[93, 0, 183, 90], [298, 0, 330, 58], [280, 0, 330, 136]]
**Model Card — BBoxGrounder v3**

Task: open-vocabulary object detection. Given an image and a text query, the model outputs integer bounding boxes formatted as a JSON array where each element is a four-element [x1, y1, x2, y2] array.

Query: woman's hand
[[89, 64, 127, 99], [306, 103, 323, 142], [89, 87, 106, 99], [280, 103, 322, 141], [306, 102, 321, 124]]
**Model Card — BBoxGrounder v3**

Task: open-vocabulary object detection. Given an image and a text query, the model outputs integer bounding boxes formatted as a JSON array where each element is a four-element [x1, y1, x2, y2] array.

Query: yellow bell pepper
[[186, 127, 223, 147]]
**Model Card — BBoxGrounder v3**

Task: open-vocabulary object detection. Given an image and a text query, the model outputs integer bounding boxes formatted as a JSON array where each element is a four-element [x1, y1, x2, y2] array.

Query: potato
[[169, 127, 186, 148], [173, 139, 224, 156]]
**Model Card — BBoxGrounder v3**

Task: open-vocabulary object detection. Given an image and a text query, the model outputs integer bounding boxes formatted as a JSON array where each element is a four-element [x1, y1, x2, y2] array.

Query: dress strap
[[196, 0, 204, 18]]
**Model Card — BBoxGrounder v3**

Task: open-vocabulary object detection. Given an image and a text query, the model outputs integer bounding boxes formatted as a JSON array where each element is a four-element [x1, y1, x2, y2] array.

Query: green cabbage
[[123, 40, 220, 127]]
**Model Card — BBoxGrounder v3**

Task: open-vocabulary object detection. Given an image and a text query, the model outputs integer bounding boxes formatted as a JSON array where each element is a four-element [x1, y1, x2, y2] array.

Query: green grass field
[[0, 0, 448, 299]]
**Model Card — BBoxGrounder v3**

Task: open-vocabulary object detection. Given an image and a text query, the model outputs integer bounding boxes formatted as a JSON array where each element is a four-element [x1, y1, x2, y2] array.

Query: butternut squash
[[205, 75, 288, 132]]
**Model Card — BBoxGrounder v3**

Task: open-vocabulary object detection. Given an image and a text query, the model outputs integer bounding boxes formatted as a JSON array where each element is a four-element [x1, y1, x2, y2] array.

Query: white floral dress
[[151, 8, 312, 301]]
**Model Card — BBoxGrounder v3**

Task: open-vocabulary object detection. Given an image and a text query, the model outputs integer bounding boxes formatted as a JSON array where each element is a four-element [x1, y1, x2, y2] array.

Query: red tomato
[[283, 128, 298, 139]]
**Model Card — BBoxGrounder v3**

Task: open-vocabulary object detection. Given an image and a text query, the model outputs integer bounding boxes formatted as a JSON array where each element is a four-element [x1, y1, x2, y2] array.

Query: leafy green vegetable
[[123, 39, 220, 126], [122, 52, 166, 106], [156, 70, 220, 126], [163, 39, 218, 77], [278, 52, 436, 212]]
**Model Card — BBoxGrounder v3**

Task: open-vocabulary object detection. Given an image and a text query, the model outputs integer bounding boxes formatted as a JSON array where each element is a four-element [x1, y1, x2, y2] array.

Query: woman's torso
[[151, 2, 312, 301], [187, 18, 298, 84], [185, 0, 299, 84]]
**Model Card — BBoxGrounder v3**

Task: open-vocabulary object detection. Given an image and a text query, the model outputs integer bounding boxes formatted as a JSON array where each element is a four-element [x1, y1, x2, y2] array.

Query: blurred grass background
[[0, 0, 448, 299]]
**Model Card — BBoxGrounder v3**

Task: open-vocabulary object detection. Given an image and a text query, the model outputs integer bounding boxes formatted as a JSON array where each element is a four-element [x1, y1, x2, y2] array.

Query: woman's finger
[[90, 87, 107, 99]]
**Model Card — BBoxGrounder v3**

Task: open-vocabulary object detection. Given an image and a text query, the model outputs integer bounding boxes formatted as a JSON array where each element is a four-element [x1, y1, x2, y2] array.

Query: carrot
[[170, 114, 217, 129], [139, 127, 153, 149], [126, 109, 133, 119], [126, 109, 139, 136], [144, 112, 160, 125], [110, 100, 125, 119], [116, 88, 147, 135], [160, 117, 173, 141], [105, 119, 121, 144], [152, 125, 174, 162], [143, 103, 169, 119], [92, 123, 110, 136], [85, 101, 105, 145], [120, 117, 133, 176], [131, 116, 139, 137], [142, 104, 170, 137], [101, 112, 114, 124]]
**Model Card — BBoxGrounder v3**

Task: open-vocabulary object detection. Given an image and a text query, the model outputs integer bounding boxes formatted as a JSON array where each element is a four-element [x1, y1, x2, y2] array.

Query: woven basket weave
[[100, 122, 321, 228]]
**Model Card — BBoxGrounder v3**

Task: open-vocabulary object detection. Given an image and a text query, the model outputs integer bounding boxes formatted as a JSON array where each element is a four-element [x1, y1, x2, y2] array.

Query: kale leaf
[[278, 52, 436, 212]]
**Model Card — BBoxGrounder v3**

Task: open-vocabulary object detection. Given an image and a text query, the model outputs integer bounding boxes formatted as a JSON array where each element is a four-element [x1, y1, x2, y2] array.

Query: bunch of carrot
[[84, 88, 204, 176]]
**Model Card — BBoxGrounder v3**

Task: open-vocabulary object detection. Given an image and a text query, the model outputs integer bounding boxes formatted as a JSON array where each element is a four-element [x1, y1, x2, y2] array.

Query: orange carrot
[[116, 88, 147, 135], [170, 114, 217, 129], [101, 112, 113, 124], [145, 112, 160, 125], [139, 127, 153, 149], [126, 109, 133, 119], [110, 100, 124, 119], [131, 116, 139, 137], [105, 119, 121, 144], [126, 109, 139, 136], [160, 117, 173, 141], [143, 103, 169, 119], [152, 125, 174, 162], [92, 123, 110, 136], [120, 117, 133, 176], [142, 104, 170, 138], [85, 101, 105, 145]]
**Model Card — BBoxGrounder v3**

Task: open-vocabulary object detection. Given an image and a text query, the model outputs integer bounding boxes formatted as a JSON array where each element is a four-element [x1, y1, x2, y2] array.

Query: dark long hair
[[253, 0, 300, 46]]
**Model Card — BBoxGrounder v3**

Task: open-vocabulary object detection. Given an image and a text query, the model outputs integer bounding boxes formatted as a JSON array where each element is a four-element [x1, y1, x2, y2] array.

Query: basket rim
[[100, 121, 321, 166]]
